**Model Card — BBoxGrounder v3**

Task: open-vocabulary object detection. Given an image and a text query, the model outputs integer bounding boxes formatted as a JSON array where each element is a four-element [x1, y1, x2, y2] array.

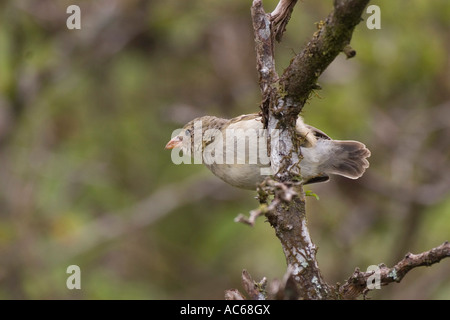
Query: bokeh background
[[0, 0, 449, 299]]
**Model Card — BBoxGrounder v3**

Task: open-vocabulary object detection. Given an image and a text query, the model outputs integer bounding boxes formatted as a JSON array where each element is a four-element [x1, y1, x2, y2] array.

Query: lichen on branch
[[228, 0, 450, 301]]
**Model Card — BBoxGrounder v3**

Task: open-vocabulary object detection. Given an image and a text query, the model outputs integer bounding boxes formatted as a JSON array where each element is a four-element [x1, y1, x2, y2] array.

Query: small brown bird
[[165, 114, 370, 190]]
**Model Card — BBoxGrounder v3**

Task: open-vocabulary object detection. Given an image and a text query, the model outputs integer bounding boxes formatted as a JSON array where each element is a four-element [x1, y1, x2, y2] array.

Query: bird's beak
[[165, 136, 183, 149]]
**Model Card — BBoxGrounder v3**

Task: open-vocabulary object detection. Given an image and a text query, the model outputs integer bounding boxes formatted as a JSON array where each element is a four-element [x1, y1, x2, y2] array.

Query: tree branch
[[251, 0, 278, 128], [227, 242, 450, 300], [225, 269, 267, 300], [238, 0, 449, 301], [280, 0, 370, 109], [270, 0, 298, 42], [339, 241, 450, 299], [248, 0, 370, 300]]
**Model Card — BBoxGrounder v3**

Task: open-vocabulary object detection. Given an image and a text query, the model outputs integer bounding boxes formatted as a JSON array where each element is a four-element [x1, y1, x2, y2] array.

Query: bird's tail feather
[[321, 140, 371, 179]]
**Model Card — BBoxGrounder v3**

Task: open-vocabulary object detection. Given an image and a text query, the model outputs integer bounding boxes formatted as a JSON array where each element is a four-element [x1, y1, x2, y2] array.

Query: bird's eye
[[185, 129, 191, 136]]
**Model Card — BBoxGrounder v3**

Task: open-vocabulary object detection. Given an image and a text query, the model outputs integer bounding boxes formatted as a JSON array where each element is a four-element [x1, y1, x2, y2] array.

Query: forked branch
[[340, 241, 450, 299], [229, 0, 449, 301], [227, 242, 450, 300], [247, 0, 370, 300]]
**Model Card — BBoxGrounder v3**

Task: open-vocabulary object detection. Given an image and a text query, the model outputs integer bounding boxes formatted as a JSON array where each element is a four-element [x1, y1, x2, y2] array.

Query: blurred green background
[[0, 0, 449, 299]]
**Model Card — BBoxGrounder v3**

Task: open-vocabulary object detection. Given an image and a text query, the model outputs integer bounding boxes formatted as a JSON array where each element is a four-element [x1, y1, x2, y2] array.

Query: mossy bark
[[251, 0, 369, 300]]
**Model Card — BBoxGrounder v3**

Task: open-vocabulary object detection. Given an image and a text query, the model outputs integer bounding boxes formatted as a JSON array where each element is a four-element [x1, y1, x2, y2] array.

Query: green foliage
[[305, 190, 320, 200]]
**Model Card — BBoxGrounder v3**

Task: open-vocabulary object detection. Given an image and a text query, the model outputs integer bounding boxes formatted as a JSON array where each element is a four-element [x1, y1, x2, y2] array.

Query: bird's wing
[[305, 124, 331, 140], [227, 113, 262, 127]]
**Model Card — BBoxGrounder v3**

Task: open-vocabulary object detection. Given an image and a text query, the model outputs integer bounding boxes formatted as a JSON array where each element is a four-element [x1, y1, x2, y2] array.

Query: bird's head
[[165, 116, 229, 154], [165, 119, 197, 153]]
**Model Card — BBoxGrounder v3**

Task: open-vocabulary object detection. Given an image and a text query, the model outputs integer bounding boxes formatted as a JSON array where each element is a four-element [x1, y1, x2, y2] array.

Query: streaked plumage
[[166, 114, 370, 190]]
